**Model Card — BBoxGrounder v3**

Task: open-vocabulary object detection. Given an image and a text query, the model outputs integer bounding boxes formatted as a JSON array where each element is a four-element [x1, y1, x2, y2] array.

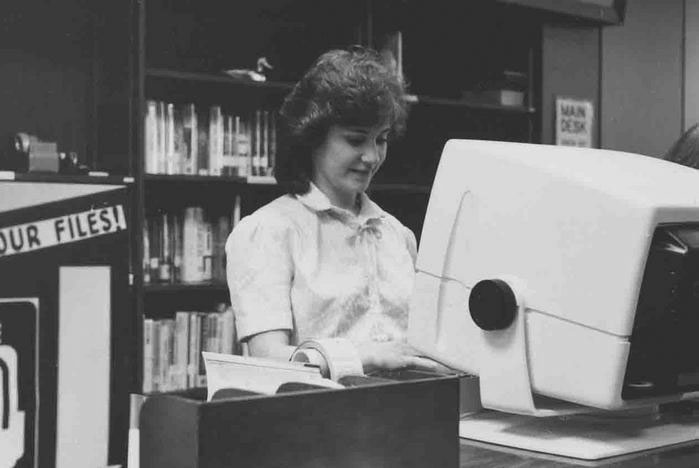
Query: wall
[[0, 0, 95, 165], [600, 0, 683, 157], [540, 0, 685, 157], [540, 24, 600, 147], [685, 0, 699, 131]]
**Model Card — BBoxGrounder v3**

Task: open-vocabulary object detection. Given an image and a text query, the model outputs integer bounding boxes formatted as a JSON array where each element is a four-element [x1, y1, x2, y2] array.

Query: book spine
[[148, 213, 161, 283], [173, 104, 185, 174], [145, 100, 158, 174], [269, 111, 277, 176], [157, 101, 167, 174], [172, 211, 183, 284], [151, 319, 161, 392], [174, 311, 191, 390], [208, 105, 223, 176], [235, 115, 251, 177], [202, 213, 213, 281], [158, 212, 172, 283], [181, 103, 198, 175], [212, 214, 229, 283], [233, 194, 241, 226], [253, 110, 262, 176], [188, 312, 200, 388], [142, 219, 151, 284], [159, 319, 174, 391], [166, 102, 176, 174], [197, 107, 209, 175], [197, 313, 207, 387], [143, 319, 155, 392], [221, 114, 236, 177], [181, 207, 205, 283], [260, 110, 269, 175]]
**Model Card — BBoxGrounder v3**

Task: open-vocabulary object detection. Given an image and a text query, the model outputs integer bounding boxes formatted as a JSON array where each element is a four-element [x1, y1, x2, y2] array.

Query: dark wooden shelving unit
[[3, 0, 633, 465], [0, 171, 134, 185], [143, 173, 246, 184], [408, 94, 536, 114], [146, 67, 295, 91], [144, 282, 229, 293], [132, 0, 544, 331], [131, 0, 545, 422]]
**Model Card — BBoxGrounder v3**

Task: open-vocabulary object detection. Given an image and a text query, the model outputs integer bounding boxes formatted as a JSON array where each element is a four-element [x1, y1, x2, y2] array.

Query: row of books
[[143, 198, 241, 284], [143, 305, 238, 393], [144, 100, 278, 178]]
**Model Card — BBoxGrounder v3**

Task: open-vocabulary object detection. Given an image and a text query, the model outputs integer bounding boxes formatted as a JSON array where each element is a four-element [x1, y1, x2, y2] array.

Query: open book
[[202, 352, 343, 401]]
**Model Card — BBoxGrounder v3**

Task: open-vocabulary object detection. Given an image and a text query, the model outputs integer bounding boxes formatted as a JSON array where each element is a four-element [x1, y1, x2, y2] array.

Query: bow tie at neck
[[348, 218, 383, 245]]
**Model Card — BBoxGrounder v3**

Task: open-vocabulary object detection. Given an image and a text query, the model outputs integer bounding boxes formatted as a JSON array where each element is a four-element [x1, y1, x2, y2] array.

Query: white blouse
[[225, 183, 417, 345]]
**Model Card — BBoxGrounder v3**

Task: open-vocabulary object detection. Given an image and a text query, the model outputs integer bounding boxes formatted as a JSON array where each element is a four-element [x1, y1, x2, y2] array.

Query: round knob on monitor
[[469, 279, 517, 331]]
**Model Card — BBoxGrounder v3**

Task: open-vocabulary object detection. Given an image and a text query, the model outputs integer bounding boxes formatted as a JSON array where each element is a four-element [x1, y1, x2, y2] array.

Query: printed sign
[[0, 205, 126, 258], [555, 97, 594, 147], [0, 299, 39, 468]]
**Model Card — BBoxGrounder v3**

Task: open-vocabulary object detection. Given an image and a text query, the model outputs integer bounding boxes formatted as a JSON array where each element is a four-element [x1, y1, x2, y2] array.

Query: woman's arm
[[245, 329, 297, 361], [358, 340, 453, 374]]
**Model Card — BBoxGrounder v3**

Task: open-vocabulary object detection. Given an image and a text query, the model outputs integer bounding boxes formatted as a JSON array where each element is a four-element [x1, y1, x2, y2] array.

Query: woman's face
[[311, 124, 390, 211]]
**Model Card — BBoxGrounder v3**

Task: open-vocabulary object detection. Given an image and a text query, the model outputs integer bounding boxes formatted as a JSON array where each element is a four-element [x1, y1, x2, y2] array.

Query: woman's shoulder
[[369, 200, 413, 237], [227, 194, 307, 243], [370, 201, 418, 259]]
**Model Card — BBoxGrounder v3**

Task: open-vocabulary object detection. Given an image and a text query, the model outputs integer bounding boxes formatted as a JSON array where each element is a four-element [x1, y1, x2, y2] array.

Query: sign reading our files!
[[0, 205, 126, 257]]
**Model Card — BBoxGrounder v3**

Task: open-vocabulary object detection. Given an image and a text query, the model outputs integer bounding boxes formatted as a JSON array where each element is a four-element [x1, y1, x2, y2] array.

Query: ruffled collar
[[296, 182, 385, 224]]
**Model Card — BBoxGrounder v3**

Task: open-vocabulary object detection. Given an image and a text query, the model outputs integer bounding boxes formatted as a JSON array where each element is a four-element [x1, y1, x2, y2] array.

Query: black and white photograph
[[7, 1, 699, 467]]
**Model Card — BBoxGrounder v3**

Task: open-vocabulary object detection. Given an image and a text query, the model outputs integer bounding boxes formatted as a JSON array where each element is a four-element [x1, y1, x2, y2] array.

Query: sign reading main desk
[[0, 181, 131, 468]]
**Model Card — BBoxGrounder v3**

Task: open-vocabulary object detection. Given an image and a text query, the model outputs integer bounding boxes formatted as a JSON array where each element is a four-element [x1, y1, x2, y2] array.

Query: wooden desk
[[459, 438, 699, 467]]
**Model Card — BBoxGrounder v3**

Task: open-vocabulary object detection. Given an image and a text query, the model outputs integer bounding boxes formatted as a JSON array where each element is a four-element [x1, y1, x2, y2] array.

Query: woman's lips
[[350, 168, 371, 176]]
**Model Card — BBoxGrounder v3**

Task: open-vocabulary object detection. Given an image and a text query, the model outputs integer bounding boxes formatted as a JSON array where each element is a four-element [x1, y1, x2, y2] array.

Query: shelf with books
[[144, 282, 229, 293], [144, 174, 246, 184], [144, 174, 280, 186], [142, 202, 239, 287], [143, 99, 279, 180], [143, 306, 238, 393]]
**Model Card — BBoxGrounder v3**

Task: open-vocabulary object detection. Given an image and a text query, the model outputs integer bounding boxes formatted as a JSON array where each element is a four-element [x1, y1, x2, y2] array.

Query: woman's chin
[[348, 175, 372, 192]]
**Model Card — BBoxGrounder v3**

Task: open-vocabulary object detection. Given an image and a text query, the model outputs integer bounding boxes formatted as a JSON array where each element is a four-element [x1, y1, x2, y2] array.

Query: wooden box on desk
[[139, 374, 459, 468]]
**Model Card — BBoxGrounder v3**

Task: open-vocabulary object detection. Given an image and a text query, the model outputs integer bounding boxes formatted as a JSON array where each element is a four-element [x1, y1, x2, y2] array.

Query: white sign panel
[[0, 204, 126, 257], [556, 97, 594, 147]]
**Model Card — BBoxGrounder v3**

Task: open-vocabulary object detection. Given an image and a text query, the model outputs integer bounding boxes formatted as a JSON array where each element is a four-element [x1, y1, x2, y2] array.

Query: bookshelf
[[132, 0, 369, 405]]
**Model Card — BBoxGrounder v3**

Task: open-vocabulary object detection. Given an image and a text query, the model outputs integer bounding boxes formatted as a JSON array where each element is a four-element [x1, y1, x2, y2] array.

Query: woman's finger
[[407, 356, 452, 374]]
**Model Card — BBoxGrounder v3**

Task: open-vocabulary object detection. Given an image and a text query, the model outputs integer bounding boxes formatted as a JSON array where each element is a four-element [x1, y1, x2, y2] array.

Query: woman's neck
[[315, 182, 360, 214]]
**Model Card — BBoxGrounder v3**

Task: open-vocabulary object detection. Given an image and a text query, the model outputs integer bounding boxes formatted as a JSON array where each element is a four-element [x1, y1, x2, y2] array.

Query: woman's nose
[[361, 143, 380, 164]]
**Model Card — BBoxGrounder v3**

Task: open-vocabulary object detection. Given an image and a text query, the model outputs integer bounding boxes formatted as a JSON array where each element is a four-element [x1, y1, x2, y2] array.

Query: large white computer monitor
[[409, 140, 699, 459]]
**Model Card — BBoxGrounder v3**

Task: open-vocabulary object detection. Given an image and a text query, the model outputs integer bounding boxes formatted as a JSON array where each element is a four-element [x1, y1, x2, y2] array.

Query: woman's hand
[[357, 340, 452, 375], [246, 329, 296, 361]]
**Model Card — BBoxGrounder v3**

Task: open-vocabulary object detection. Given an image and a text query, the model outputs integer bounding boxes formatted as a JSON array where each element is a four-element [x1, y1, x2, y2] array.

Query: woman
[[226, 47, 441, 374], [665, 123, 699, 168]]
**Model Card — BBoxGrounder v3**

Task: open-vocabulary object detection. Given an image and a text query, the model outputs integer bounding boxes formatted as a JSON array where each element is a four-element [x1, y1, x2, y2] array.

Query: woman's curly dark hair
[[276, 46, 409, 194]]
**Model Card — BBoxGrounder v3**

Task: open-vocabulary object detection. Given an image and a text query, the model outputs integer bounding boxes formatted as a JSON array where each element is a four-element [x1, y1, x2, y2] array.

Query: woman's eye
[[346, 136, 365, 146]]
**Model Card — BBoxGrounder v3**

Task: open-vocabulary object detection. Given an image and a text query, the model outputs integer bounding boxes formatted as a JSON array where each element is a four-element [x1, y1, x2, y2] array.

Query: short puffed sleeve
[[225, 211, 295, 341], [403, 225, 418, 265]]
